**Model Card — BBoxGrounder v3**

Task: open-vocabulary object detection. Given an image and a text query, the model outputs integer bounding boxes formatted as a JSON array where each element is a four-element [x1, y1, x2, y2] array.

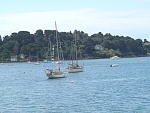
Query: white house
[[95, 44, 104, 50], [20, 54, 25, 59], [11, 55, 17, 61]]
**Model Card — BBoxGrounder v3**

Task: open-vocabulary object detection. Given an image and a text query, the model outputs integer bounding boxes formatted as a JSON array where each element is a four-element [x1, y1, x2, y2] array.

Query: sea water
[[0, 57, 150, 113]]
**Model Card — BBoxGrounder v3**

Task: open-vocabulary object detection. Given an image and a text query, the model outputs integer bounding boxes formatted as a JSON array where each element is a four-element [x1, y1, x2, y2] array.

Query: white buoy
[[70, 81, 74, 83]]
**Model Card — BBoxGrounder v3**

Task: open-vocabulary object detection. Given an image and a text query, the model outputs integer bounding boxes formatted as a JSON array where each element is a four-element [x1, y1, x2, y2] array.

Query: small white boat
[[27, 61, 32, 63], [43, 60, 50, 63], [110, 56, 120, 60], [34, 62, 40, 65], [110, 64, 119, 67], [55, 61, 63, 64]]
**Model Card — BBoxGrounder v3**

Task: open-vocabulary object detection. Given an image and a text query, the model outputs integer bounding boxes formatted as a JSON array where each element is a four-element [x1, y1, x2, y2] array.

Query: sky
[[0, 0, 150, 41]]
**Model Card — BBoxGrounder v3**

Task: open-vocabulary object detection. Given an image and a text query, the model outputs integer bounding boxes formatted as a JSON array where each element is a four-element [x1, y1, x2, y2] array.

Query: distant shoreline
[[1, 55, 150, 63]]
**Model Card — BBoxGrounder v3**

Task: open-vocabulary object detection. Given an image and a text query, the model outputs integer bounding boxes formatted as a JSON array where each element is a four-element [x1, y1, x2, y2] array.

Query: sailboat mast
[[70, 42, 74, 64], [48, 38, 51, 61], [75, 32, 78, 65], [55, 21, 59, 62]]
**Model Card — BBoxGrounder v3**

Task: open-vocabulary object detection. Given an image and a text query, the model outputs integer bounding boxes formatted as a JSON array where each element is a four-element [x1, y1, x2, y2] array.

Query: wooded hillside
[[0, 29, 150, 61]]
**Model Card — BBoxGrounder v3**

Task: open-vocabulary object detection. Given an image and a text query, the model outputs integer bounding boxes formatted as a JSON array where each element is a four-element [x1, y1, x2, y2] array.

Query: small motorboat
[[110, 64, 119, 67]]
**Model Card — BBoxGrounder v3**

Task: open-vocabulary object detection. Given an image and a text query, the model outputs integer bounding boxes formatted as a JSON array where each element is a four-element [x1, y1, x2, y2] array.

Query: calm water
[[0, 57, 150, 113]]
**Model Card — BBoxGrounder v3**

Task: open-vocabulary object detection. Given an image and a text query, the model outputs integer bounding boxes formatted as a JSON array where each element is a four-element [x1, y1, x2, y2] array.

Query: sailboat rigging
[[56, 41, 64, 64], [67, 31, 84, 73]]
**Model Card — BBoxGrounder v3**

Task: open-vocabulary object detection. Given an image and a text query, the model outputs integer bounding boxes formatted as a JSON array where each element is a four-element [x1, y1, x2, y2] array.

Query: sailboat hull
[[47, 74, 66, 79], [46, 69, 66, 79], [68, 66, 83, 73]]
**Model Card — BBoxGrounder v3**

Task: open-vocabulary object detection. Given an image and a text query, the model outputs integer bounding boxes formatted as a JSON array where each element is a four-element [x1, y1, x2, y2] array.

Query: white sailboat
[[67, 31, 84, 73], [46, 22, 66, 79], [34, 52, 40, 65]]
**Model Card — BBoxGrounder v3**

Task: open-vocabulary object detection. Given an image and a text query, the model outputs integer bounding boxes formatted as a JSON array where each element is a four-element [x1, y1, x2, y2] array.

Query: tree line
[[0, 29, 150, 62]]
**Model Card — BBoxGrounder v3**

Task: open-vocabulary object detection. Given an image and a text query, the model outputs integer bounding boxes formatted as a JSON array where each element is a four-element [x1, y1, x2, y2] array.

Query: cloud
[[0, 8, 150, 40]]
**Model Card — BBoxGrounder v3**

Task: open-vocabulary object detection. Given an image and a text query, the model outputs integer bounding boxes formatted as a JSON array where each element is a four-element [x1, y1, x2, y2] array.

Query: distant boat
[[27, 61, 32, 63], [110, 56, 120, 60], [27, 53, 33, 63], [43, 59, 50, 63], [110, 64, 119, 67], [34, 52, 40, 65], [55, 60, 63, 64], [34, 62, 40, 65], [45, 22, 67, 79], [67, 31, 84, 73]]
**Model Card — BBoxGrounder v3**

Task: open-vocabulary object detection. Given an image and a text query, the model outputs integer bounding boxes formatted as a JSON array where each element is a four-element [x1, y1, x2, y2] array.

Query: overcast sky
[[0, 0, 150, 41]]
